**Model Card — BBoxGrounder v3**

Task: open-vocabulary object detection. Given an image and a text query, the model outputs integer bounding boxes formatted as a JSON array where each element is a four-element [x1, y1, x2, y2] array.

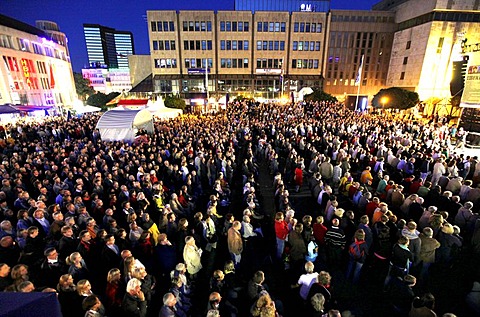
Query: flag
[[225, 93, 229, 105], [49, 64, 55, 89], [355, 55, 364, 86]]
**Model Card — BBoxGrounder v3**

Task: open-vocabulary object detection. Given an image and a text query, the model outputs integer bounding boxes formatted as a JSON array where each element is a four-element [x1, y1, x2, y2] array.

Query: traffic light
[[450, 55, 469, 96]]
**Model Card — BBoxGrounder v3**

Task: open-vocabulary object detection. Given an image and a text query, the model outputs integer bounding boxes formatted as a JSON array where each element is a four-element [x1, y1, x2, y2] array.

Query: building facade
[[0, 14, 75, 110], [147, 9, 328, 101], [323, 10, 396, 105], [374, 0, 480, 101], [81, 68, 132, 94], [82, 24, 135, 93], [83, 24, 135, 69], [234, 0, 330, 13]]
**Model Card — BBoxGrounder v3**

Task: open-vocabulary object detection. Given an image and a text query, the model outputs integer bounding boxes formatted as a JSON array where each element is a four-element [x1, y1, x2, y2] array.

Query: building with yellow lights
[[0, 14, 75, 112]]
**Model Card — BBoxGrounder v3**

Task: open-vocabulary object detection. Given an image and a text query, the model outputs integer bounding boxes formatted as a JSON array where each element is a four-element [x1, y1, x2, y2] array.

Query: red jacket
[[313, 223, 328, 245], [275, 220, 289, 240]]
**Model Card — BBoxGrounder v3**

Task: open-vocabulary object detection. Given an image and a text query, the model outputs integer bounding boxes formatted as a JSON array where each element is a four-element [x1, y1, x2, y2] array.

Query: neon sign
[[21, 59, 33, 88], [300, 4, 315, 12]]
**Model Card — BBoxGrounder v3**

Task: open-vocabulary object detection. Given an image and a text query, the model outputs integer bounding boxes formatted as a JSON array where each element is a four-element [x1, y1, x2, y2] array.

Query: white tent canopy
[[96, 109, 154, 142], [76, 105, 101, 114], [146, 97, 182, 120]]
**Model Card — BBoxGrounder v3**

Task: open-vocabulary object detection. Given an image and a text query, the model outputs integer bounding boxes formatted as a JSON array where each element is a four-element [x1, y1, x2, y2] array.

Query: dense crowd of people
[[0, 101, 478, 317]]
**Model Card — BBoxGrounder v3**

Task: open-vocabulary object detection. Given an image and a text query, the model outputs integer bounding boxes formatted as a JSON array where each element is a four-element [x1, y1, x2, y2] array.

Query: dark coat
[[121, 292, 147, 317]]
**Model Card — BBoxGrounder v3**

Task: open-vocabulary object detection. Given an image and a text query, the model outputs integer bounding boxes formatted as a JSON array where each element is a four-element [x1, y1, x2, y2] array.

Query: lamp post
[[381, 96, 390, 118]]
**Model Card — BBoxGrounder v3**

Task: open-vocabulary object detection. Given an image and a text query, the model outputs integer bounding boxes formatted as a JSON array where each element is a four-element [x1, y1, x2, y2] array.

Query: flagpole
[[355, 55, 364, 112]]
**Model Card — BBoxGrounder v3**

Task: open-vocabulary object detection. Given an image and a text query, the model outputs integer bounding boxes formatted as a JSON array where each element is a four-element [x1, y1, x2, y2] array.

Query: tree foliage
[[304, 89, 338, 103], [164, 95, 186, 110], [74, 72, 94, 101], [86, 92, 121, 110], [372, 87, 419, 110]]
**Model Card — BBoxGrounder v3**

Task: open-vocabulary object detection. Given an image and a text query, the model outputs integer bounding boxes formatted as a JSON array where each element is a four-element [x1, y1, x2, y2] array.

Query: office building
[[0, 14, 75, 110], [147, 9, 328, 102], [82, 24, 134, 93], [323, 10, 396, 106], [83, 24, 134, 69], [234, 0, 330, 13]]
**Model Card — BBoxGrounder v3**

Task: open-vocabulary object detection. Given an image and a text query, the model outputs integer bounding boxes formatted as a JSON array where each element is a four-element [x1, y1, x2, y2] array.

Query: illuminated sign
[[461, 64, 480, 108], [188, 68, 210, 74], [21, 59, 33, 89], [255, 69, 282, 75], [300, 3, 315, 12]]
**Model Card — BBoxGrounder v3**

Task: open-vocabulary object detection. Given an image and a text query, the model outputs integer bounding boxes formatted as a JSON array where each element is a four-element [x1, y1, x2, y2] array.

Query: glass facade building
[[234, 0, 330, 13], [83, 24, 134, 69]]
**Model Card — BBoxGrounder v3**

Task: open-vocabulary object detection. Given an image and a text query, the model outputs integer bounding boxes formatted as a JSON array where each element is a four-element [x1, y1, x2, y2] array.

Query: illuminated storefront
[[0, 14, 75, 113]]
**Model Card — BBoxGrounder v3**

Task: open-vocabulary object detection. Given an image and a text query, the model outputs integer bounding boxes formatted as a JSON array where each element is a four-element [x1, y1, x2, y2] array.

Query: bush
[[164, 95, 186, 110]]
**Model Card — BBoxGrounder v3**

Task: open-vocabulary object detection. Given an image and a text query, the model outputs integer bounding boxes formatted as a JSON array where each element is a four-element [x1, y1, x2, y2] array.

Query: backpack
[[349, 240, 366, 260]]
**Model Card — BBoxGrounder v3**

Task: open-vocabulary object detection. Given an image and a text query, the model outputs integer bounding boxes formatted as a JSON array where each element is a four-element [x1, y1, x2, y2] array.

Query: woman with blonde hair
[[105, 268, 123, 315], [310, 293, 326, 316], [66, 251, 90, 282], [57, 274, 77, 317]]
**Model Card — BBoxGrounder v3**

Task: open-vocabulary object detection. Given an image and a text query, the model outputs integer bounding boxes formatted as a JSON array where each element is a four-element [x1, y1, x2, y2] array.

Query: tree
[[304, 89, 338, 103], [164, 95, 186, 110], [86, 92, 110, 108], [74, 72, 94, 101], [372, 87, 419, 110]]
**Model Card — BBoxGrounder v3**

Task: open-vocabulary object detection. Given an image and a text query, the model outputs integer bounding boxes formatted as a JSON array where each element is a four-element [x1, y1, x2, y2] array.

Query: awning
[[217, 74, 252, 80], [0, 104, 21, 114], [13, 105, 53, 112], [287, 75, 323, 80], [153, 74, 182, 80], [117, 99, 149, 106]]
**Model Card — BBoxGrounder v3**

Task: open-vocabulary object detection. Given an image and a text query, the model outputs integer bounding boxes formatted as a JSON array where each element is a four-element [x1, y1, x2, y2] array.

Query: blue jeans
[[346, 260, 364, 284], [276, 237, 285, 259]]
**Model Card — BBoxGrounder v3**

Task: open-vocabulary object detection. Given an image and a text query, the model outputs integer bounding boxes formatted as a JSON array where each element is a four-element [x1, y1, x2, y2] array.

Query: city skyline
[[0, 0, 379, 72]]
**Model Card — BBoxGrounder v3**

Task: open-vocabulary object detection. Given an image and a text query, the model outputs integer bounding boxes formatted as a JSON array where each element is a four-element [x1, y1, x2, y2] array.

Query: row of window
[[292, 41, 321, 51], [1, 34, 67, 61], [220, 40, 249, 51], [331, 15, 394, 23], [256, 58, 283, 69], [293, 22, 322, 33], [185, 58, 213, 69], [256, 22, 286, 33], [154, 58, 177, 68], [291, 59, 319, 69], [151, 21, 175, 32], [256, 41, 285, 51], [184, 40, 213, 51], [220, 58, 249, 68], [182, 21, 213, 32], [220, 21, 250, 32], [152, 40, 176, 51]]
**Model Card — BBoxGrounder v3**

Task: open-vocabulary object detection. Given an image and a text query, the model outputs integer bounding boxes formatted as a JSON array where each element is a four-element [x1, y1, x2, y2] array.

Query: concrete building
[[323, 10, 396, 106], [373, 0, 480, 101], [0, 14, 75, 111], [147, 9, 328, 103]]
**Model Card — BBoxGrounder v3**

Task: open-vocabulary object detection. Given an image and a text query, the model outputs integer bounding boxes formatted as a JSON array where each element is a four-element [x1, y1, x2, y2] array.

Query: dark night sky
[[0, 0, 379, 72]]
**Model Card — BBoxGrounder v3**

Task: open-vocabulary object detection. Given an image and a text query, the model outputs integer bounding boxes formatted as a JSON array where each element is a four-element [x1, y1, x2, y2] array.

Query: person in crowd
[[122, 278, 147, 317]]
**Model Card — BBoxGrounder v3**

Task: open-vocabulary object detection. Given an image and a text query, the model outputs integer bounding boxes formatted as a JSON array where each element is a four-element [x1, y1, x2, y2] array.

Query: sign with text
[[188, 68, 210, 74], [255, 69, 282, 75], [460, 64, 480, 108]]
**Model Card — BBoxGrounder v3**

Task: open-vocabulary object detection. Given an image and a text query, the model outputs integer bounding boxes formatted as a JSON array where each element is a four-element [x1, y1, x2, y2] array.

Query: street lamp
[[381, 96, 389, 109]]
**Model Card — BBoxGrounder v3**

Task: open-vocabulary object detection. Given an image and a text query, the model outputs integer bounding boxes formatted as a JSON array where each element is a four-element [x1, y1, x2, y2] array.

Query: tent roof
[[0, 104, 21, 114], [96, 109, 152, 129]]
